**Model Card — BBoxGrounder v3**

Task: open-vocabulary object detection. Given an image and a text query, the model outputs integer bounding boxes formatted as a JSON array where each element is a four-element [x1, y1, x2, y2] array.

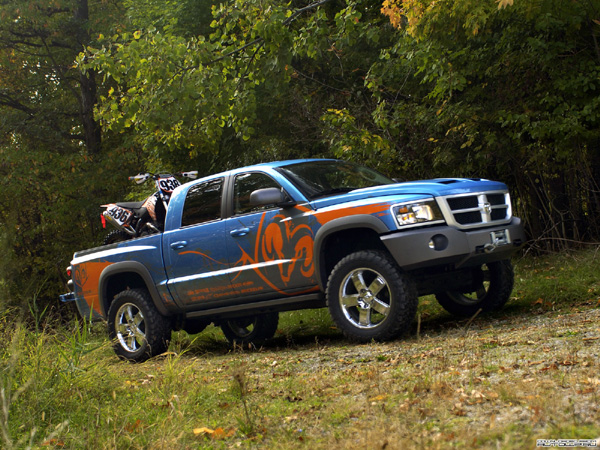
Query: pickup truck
[[61, 159, 526, 362]]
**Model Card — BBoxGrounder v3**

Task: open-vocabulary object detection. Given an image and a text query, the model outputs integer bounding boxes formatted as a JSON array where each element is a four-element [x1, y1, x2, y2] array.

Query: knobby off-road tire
[[107, 288, 172, 362], [435, 260, 514, 317], [326, 250, 418, 343], [103, 230, 131, 246], [221, 313, 279, 347]]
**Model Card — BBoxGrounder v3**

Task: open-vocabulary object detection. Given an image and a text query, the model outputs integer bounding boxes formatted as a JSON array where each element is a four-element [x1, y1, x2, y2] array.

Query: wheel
[[107, 288, 172, 362], [104, 230, 130, 245], [220, 313, 279, 346], [326, 250, 418, 343], [435, 260, 514, 317]]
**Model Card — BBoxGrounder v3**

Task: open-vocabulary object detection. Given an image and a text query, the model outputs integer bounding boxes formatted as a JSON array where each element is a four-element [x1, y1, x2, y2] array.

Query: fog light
[[428, 234, 448, 251]]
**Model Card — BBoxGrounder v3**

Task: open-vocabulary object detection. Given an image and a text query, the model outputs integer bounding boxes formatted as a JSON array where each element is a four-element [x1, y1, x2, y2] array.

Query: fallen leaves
[[125, 419, 144, 433], [42, 439, 65, 447], [369, 394, 388, 404], [193, 426, 235, 440]]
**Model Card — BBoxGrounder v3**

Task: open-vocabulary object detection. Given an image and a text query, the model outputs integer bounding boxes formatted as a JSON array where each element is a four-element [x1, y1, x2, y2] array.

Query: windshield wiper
[[310, 187, 357, 199]]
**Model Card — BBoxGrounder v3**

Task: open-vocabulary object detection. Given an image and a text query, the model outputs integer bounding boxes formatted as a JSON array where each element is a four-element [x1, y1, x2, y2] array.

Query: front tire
[[107, 288, 172, 362], [435, 260, 514, 317], [220, 313, 279, 347], [326, 250, 418, 343]]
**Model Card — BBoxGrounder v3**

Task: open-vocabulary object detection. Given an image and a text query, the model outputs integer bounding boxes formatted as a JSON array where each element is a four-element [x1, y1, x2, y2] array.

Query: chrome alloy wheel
[[115, 302, 147, 352], [338, 267, 391, 329]]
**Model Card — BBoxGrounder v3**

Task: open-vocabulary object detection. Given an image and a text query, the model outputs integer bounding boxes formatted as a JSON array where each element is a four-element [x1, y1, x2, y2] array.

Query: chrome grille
[[438, 191, 512, 229]]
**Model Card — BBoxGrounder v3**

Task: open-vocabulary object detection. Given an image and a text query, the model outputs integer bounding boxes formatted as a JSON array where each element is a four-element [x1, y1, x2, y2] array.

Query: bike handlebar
[[128, 171, 198, 184]]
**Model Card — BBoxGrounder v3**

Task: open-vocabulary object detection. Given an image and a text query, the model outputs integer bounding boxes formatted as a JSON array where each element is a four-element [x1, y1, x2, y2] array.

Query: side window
[[181, 178, 223, 227], [234, 172, 282, 216]]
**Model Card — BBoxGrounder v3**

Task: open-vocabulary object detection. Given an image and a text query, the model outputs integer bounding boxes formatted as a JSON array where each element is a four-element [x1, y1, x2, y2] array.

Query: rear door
[[163, 177, 237, 307]]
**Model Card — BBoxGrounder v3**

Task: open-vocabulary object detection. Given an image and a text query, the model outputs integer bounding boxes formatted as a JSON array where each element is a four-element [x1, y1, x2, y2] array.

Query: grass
[[1, 248, 600, 449]]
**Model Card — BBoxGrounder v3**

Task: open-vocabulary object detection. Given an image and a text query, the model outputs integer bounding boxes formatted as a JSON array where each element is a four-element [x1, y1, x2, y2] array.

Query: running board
[[184, 293, 326, 321]]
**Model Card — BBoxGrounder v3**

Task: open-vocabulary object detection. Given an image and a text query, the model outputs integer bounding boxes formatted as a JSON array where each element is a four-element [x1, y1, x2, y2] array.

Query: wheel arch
[[98, 262, 171, 318], [314, 215, 390, 290]]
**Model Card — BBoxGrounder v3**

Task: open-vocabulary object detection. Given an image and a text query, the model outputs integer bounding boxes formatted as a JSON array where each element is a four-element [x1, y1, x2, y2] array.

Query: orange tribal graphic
[[233, 211, 317, 294]]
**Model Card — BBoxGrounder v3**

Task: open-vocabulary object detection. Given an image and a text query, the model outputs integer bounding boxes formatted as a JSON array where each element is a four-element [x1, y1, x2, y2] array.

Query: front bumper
[[381, 217, 526, 271]]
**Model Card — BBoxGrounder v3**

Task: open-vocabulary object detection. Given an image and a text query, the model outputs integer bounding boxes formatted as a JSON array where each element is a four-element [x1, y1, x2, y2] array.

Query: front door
[[225, 172, 318, 298]]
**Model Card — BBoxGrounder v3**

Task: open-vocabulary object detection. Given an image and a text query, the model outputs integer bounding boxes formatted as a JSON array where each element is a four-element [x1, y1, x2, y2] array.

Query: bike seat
[[115, 201, 146, 212]]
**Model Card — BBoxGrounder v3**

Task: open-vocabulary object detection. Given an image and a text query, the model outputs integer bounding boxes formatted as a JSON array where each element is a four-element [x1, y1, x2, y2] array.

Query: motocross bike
[[101, 171, 198, 245]]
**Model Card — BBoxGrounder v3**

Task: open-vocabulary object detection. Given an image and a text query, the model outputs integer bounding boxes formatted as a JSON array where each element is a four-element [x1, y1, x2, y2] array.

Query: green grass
[[512, 248, 600, 309], [1, 249, 599, 449]]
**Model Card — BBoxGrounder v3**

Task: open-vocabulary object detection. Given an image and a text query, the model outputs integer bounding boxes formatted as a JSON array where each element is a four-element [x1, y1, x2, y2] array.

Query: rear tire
[[326, 250, 418, 343], [220, 313, 279, 347], [107, 288, 172, 362], [435, 260, 514, 317]]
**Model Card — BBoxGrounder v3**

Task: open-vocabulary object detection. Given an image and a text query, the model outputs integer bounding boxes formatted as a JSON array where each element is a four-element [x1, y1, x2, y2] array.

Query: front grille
[[447, 197, 478, 210], [438, 191, 512, 229], [486, 193, 506, 206], [454, 211, 484, 225]]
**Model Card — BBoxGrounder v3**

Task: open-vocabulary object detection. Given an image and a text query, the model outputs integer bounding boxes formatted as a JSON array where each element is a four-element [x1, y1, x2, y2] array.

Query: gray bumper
[[381, 217, 526, 270]]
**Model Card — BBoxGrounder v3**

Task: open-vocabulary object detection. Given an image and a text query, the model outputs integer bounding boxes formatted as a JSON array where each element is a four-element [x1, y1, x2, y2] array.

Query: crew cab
[[61, 159, 526, 362]]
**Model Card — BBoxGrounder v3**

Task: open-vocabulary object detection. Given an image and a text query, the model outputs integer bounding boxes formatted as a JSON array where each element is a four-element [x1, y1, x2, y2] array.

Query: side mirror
[[249, 188, 296, 208]]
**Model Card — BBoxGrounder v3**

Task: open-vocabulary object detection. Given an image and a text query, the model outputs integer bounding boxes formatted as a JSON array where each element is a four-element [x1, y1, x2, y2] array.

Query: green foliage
[[124, 0, 218, 37], [3, 0, 600, 319], [320, 108, 395, 171], [0, 142, 140, 311], [81, 0, 400, 167], [372, 0, 600, 245], [0, 0, 138, 311]]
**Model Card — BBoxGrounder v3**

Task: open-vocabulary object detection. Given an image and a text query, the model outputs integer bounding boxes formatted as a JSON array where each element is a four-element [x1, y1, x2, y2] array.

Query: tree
[[375, 0, 600, 248], [0, 0, 127, 313], [81, 1, 395, 167]]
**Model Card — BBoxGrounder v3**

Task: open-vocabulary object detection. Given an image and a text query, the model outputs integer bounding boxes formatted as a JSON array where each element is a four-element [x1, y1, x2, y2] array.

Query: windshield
[[276, 160, 395, 200]]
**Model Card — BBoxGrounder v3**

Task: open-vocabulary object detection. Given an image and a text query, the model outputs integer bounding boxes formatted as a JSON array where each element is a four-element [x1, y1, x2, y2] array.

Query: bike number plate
[[106, 205, 132, 226], [158, 176, 181, 194]]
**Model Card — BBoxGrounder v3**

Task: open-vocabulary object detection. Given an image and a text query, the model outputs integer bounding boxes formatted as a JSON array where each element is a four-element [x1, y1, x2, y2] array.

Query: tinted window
[[276, 160, 394, 200], [234, 172, 282, 215], [181, 178, 223, 227]]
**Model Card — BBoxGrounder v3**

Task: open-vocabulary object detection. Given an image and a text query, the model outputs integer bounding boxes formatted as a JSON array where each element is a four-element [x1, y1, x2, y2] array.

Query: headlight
[[393, 199, 445, 228]]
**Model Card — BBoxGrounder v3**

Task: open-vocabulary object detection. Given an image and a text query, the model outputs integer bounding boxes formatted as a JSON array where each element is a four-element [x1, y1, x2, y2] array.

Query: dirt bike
[[101, 171, 198, 245]]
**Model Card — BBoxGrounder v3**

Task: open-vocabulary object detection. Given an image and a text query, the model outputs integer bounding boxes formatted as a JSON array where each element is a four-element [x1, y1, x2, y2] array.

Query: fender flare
[[313, 214, 389, 290], [98, 261, 171, 317]]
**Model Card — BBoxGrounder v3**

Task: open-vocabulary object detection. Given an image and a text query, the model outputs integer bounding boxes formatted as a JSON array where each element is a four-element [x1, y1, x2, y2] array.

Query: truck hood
[[309, 178, 508, 209]]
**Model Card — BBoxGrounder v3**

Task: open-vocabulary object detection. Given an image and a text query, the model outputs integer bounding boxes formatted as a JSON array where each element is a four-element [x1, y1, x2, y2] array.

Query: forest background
[[1, 0, 599, 317]]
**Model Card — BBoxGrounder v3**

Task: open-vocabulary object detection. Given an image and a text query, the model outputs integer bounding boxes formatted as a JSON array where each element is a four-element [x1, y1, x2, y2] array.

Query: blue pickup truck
[[61, 159, 526, 362]]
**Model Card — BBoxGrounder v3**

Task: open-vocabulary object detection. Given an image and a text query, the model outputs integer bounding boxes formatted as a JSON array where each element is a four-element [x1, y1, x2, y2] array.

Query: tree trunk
[[75, 0, 102, 155]]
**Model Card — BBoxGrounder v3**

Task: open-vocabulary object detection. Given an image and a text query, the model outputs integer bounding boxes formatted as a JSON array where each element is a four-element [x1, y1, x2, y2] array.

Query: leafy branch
[[204, 0, 335, 66]]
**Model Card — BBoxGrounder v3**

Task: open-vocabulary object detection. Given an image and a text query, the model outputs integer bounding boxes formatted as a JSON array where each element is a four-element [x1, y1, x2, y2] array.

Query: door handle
[[170, 241, 188, 250], [230, 227, 250, 237]]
